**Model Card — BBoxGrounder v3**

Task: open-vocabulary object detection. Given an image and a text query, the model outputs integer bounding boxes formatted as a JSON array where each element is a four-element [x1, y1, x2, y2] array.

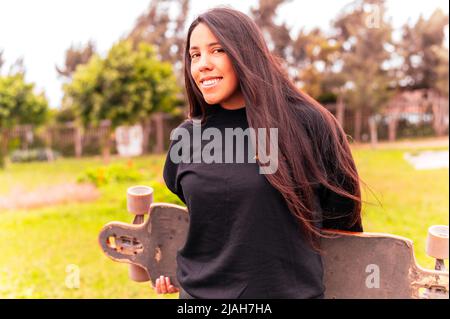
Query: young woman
[[155, 7, 363, 299]]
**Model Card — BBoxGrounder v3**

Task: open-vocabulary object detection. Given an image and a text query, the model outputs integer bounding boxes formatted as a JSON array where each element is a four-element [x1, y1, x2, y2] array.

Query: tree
[[291, 28, 350, 127], [332, 0, 394, 144], [127, 0, 190, 91], [126, 0, 190, 110], [56, 41, 96, 79], [0, 71, 49, 167], [251, 0, 293, 62], [397, 9, 449, 90], [396, 9, 449, 137], [63, 40, 180, 160]]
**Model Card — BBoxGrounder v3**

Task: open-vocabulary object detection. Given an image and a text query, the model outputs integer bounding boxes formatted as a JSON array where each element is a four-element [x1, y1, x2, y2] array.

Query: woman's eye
[[213, 48, 224, 53], [191, 53, 200, 59]]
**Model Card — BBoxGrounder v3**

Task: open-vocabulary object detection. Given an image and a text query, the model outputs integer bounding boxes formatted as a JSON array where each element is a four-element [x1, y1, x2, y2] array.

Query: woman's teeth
[[201, 78, 222, 88]]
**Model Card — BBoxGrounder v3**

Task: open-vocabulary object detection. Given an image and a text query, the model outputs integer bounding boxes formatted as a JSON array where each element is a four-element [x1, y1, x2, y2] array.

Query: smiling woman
[[158, 7, 363, 299], [188, 23, 245, 110]]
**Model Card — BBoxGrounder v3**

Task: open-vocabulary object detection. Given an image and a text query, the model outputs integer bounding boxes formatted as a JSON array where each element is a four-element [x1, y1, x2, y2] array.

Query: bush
[[77, 163, 143, 187], [9, 148, 60, 163]]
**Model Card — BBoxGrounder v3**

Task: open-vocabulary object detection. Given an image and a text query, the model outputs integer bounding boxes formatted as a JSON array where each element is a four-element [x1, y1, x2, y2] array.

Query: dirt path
[[0, 183, 100, 211]]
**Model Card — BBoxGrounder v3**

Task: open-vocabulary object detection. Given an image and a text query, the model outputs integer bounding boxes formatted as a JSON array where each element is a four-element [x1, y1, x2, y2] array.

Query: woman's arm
[[162, 120, 192, 205]]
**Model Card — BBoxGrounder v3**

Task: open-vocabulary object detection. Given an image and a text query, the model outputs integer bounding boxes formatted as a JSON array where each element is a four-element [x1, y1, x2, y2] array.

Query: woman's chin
[[203, 97, 222, 105]]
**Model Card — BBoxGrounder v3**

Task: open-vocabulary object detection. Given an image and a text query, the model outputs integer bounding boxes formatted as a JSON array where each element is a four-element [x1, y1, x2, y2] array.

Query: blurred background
[[0, 0, 448, 298]]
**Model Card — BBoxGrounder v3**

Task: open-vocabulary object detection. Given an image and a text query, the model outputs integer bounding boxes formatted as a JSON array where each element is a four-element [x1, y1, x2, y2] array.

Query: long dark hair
[[183, 7, 362, 251]]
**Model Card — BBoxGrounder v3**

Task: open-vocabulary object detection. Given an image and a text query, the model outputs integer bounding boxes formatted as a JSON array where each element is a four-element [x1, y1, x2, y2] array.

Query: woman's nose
[[198, 54, 213, 72]]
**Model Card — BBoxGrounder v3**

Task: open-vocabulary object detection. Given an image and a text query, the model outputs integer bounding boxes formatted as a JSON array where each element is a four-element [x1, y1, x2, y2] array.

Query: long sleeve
[[163, 150, 186, 204], [163, 121, 192, 205]]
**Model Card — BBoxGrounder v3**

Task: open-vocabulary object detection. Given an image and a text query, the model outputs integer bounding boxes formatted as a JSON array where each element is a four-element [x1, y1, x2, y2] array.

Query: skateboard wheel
[[426, 225, 449, 260], [129, 264, 150, 282], [127, 185, 153, 215]]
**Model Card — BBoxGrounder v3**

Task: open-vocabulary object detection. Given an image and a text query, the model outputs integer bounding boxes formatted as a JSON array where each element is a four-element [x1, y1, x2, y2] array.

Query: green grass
[[0, 144, 448, 298], [353, 147, 449, 270]]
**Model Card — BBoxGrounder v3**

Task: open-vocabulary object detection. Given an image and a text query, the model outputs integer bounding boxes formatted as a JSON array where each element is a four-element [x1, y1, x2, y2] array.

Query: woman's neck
[[220, 90, 245, 110], [220, 104, 246, 110]]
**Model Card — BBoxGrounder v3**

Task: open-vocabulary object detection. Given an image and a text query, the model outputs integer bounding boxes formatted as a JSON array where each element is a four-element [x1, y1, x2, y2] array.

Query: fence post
[[336, 94, 345, 128], [142, 118, 151, 154], [153, 112, 164, 154], [74, 125, 82, 158]]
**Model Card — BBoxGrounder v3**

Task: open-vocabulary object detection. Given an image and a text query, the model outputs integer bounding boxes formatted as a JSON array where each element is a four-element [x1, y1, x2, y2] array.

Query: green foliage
[[53, 106, 78, 124], [334, 1, 394, 114], [317, 91, 337, 104], [0, 72, 49, 129], [63, 40, 180, 129], [0, 147, 4, 168], [399, 9, 449, 93], [77, 163, 143, 186]]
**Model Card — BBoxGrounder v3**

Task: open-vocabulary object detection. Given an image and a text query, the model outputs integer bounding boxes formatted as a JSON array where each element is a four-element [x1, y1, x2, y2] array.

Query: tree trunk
[[388, 115, 398, 142], [142, 118, 152, 154], [154, 112, 165, 154], [101, 137, 111, 165], [44, 128, 54, 161], [0, 129, 7, 169], [432, 93, 449, 136], [336, 94, 346, 128], [74, 126, 83, 158], [100, 121, 112, 164], [368, 115, 378, 148], [354, 109, 362, 142]]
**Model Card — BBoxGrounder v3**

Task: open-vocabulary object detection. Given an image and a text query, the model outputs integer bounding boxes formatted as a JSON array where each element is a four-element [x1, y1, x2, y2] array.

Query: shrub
[[77, 163, 143, 186], [0, 151, 4, 169], [9, 148, 60, 163]]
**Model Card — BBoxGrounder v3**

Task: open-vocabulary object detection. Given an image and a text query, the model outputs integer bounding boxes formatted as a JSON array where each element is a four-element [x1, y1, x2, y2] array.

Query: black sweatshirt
[[163, 104, 362, 299]]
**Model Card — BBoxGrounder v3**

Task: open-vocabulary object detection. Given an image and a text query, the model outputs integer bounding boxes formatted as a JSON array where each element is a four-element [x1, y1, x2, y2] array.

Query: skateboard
[[99, 187, 448, 299]]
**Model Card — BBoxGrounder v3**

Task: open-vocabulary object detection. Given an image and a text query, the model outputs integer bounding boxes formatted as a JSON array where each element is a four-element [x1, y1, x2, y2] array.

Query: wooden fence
[[1, 94, 448, 158], [1, 113, 184, 157]]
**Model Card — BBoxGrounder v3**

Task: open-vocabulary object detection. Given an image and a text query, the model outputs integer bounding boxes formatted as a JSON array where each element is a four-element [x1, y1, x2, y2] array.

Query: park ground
[[0, 137, 448, 298]]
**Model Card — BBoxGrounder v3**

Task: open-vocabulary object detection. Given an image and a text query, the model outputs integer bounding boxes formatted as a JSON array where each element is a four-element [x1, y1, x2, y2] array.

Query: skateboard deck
[[321, 230, 448, 298], [99, 203, 189, 288], [99, 203, 448, 298]]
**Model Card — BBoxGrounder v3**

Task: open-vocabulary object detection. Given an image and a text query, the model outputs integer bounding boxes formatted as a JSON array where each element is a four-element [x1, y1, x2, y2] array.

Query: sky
[[0, 0, 448, 108]]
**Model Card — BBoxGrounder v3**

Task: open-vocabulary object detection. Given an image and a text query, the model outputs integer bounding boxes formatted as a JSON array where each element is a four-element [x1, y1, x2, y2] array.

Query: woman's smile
[[200, 76, 223, 89]]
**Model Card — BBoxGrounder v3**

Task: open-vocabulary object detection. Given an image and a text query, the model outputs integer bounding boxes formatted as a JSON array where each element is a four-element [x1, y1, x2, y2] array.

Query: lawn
[[0, 142, 448, 298]]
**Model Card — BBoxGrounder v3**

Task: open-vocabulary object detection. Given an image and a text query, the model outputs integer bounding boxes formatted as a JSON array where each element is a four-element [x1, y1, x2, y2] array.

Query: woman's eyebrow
[[189, 42, 221, 51]]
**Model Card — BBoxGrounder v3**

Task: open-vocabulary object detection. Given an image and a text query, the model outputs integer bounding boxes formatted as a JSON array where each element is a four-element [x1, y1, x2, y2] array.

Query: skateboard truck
[[426, 225, 448, 271], [98, 186, 189, 289], [101, 185, 153, 282], [421, 225, 449, 299], [126, 185, 153, 282]]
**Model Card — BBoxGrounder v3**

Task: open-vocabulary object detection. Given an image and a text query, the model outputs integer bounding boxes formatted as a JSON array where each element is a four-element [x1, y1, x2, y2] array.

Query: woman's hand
[[153, 276, 179, 294]]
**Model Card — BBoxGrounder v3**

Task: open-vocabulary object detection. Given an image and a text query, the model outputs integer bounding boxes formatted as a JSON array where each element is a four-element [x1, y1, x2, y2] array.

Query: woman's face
[[189, 23, 245, 109]]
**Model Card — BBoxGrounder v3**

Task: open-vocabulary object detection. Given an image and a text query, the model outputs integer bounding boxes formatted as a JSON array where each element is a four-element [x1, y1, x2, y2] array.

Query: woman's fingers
[[159, 275, 168, 293], [165, 277, 171, 292], [155, 278, 161, 294], [155, 276, 179, 294], [169, 285, 180, 293], [165, 277, 180, 293]]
